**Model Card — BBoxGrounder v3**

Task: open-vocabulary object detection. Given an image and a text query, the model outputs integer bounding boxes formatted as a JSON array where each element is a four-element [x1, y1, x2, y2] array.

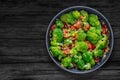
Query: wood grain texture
[[0, 0, 120, 80]]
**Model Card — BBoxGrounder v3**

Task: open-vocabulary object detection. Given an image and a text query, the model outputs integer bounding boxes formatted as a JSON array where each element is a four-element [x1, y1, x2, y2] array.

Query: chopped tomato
[[102, 24, 108, 34], [51, 24, 56, 30], [64, 22, 68, 28], [85, 25, 90, 31], [73, 20, 82, 29], [63, 47, 70, 55], [94, 58, 100, 63], [80, 16, 84, 20], [87, 42, 96, 50], [63, 29, 69, 38], [88, 42, 93, 50], [73, 33, 78, 40]]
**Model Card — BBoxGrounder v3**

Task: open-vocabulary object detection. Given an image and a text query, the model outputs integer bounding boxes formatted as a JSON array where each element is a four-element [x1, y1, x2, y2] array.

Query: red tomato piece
[[63, 47, 70, 55], [51, 24, 56, 30], [94, 58, 100, 63], [102, 24, 108, 34], [73, 21, 82, 29], [88, 42, 93, 50]]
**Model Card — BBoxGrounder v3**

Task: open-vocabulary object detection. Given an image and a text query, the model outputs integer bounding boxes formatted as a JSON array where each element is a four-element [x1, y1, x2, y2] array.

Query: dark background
[[0, 0, 120, 80]]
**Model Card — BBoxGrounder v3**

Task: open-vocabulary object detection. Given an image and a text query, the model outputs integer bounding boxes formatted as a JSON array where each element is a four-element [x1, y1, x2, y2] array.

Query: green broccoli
[[69, 47, 78, 56], [75, 41, 88, 53], [50, 40, 63, 46], [88, 14, 101, 29], [84, 63, 91, 70], [77, 60, 85, 70], [93, 49, 103, 58], [77, 30, 86, 41], [96, 35, 108, 49], [80, 10, 89, 22], [72, 10, 81, 19], [69, 30, 76, 37], [61, 57, 73, 68], [90, 58, 95, 66], [82, 52, 93, 63], [60, 13, 75, 24], [52, 28, 63, 42], [64, 39, 72, 45], [55, 19, 64, 28], [50, 46, 64, 58], [87, 27, 101, 44]]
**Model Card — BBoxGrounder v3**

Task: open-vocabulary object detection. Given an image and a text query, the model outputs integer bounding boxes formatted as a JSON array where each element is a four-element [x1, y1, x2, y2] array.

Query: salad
[[49, 10, 110, 70]]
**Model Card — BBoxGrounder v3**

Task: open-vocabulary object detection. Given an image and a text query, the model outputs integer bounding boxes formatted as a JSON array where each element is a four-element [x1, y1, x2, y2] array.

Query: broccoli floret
[[50, 46, 63, 58], [90, 58, 95, 66], [55, 19, 64, 28], [69, 47, 78, 56], [72, 54, 82, 63], [50, 40, 63, 46], [72, 10, 81, 19], [84, 63, 91, 70], [75, 41, 88, 53], [69, 30, 76, 37], [80, 10, 89, 22], [87, 27, 102, 44], [82, 52, 93, 63], [60, 13, 75, 24], [93, 49, 103, 58], [52, 28, 63, 42], [64, 39, 72, 45], [88, 14, 101, 29], [96, 35, 108, 49], [77, 60, 85, 70], [61, 57, 73, 68], [77, 30, 86, 41]]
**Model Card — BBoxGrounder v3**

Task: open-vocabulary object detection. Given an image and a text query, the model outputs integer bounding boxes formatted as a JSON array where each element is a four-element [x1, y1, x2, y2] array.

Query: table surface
[[0, 0, 120, 80]]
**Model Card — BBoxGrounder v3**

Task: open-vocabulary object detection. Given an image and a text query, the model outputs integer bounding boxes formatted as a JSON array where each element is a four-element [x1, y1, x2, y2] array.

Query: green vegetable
[[50, 40, 63, 46], [93, 49, 103, 58], [52, 28, 63, 42], [61, 57, 73, 68], [72, 10, 81, 19], [87, 27, 101, 44], [90, 58, 95, 66], [84, 63, 91, 70], [82, 52, 93, 63], [70, 47, 78, 56], [55, 19, 64, 28], [96, 35, 108, 49], [72, 54, 82, 63], [75, 41, 88, 53], [77, 30, 86, 41], [69, 30, 76, 36], [64, 39, 72, 45], [50, 46, 64, 58], [88, 14, 101, 29], [80, 10, 88, 22], [77, 60, 85, 70], [60, 13, 75, 24]]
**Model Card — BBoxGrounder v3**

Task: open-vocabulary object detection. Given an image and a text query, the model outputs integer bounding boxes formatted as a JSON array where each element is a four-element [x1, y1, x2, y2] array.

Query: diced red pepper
[[51, 24, 56, 30], [63, 47, 70, 55], [102, 24, 108, 34], [94, 58, 100, 63], [64, 22, 68, 28], [88, 42, 93, 50], [73, 21, 82, 29]]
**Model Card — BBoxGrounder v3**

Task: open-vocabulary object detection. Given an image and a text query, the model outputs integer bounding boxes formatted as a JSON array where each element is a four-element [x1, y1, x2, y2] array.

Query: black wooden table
[[0, 0, 120, 80]]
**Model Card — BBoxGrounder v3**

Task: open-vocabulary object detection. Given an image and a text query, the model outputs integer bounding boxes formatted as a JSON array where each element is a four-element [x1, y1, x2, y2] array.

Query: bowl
[[46, 6, 114, 74]]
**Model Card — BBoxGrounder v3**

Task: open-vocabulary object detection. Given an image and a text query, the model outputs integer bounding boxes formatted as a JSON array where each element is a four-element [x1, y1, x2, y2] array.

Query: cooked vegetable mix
[[49, 10, 109, 70]]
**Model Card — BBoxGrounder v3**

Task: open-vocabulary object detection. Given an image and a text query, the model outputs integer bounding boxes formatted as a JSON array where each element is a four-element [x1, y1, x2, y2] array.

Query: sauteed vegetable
[[49, 10, 109, 70]]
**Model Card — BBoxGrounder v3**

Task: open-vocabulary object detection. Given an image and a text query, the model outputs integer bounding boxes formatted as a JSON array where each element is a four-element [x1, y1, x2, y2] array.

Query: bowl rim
[[46, 6, 114, 74]]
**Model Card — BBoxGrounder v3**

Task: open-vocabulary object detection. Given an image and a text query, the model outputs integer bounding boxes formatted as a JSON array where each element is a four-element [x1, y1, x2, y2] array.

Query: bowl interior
[[46, 6, 114, 74]]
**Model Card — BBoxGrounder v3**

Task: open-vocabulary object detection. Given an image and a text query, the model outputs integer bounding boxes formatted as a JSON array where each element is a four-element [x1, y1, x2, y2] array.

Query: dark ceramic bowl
[[46, 6, 114, 74]]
